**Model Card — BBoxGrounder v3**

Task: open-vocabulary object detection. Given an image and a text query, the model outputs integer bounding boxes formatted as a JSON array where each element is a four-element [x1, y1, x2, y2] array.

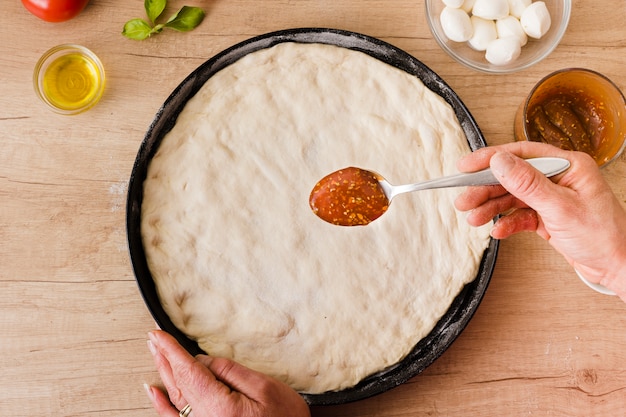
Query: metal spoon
[[309, 157, 571, 226], [378, 157, 571, 200]]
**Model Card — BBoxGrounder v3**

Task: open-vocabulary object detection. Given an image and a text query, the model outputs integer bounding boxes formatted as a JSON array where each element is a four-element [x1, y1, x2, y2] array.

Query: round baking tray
[[126, 28, 499, 406]]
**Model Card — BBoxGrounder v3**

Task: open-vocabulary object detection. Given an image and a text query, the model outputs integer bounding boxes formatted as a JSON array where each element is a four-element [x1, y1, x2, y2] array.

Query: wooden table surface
[[2, 1, 625, 416]]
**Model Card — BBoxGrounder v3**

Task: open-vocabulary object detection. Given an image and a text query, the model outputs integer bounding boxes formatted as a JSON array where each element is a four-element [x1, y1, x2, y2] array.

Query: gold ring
[[179, 404, 192, 417]]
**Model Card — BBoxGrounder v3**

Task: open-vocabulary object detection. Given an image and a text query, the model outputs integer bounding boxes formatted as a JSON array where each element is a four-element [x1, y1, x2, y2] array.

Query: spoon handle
[[403, 157, 571, 192]]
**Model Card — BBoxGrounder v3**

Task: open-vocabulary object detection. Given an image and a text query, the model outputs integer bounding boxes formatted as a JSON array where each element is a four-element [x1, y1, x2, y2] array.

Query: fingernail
[[147, 339, 157, 356], [195, 353, 214, 367], [143, 383, 155, 402], [491, 152, 516, 178]]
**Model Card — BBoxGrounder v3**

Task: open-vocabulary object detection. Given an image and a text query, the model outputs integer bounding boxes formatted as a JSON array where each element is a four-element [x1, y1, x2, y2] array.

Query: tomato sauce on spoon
[[309, 158, 571, 227], [309, 167, 390, 226]]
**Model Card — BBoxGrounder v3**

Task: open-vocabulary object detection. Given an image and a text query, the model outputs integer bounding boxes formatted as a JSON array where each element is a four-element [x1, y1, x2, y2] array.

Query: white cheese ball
[[460, 0, 476, 13], [472, 0, 509, 20], [440, 6, 473, 42], [485, 37, 522, 65], [496, 15, 528, 46], [436, 0, 553, 67], [443, 0, 465, 8], [520, 1, 552, 39], [468, 16, 498, 51], [507, 0, 532, 18]]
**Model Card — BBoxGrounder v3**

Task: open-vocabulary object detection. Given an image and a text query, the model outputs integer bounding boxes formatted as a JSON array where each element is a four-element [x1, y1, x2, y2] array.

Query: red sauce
[[526, 89, 607, 159], [309, 167, 389, 226], [516, 69, 626, 166]]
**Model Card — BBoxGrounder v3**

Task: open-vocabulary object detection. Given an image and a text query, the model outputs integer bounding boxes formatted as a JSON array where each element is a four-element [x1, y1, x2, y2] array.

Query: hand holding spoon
[[309, 157, 570, 226]]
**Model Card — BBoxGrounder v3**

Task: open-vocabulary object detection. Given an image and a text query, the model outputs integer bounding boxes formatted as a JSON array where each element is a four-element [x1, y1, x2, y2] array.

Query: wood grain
[[1, 0, 625, 416]]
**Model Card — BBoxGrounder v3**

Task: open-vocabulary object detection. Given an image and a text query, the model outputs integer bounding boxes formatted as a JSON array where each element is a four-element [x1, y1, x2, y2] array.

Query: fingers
[[455, 184, 509, 212], [470, 193, 527, 226], [455, 183, 528, 226], [455, 143, 569, 239], [456, 141, 572, 173], [147, 331, 188, 409], [196, 355, 273, 403], [456, 146, 497, 172], [489, 151, 562, 214], [147, 331, 288, 411], [144, 384, 180, 417], [197, 355, 312, 416], [149, 331, 232, 409], [194, 354, 213, 368], [456, 143, 571, 222], [490, 209, 540, 239], [147, 330, 234, 417], [146, 333, 311, 417]]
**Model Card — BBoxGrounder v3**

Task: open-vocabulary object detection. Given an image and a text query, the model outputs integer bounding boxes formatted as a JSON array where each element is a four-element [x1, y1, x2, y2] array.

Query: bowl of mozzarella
[[425, 0, 571, 73]]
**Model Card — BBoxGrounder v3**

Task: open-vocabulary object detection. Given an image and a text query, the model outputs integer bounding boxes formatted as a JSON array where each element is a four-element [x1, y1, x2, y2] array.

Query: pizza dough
[[141, 42, 492, 394]]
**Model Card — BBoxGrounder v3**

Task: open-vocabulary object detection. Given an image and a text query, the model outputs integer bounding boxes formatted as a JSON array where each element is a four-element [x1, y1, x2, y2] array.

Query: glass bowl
[[33, 44, 105, 115], [425, 0, 571, 74], [514, 68, 626, 167]]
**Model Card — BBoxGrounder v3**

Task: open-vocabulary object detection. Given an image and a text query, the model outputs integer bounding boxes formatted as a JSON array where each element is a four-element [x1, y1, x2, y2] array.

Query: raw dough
[[141, 42, 492, 394]]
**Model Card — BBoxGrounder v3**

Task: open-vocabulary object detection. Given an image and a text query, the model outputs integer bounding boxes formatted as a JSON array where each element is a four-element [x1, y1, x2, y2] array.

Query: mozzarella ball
[[496, 15, 528, 46], [443, 0, 465, 7], [460, 0, 476, 13], [472, 0, 509, 20], [520, 1, 552, 39], [507, 0, 532, 18], [440, 6, 473, 42], [485, 37, 522, 65], [468, 16, 498, 51]]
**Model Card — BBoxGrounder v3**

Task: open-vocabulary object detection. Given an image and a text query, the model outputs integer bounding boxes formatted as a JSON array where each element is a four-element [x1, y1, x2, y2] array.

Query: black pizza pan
[[126, 28, 499, 406]]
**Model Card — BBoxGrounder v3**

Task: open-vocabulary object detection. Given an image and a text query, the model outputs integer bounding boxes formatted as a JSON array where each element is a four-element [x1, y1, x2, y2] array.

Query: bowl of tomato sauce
[[514, 68, 626, 167]]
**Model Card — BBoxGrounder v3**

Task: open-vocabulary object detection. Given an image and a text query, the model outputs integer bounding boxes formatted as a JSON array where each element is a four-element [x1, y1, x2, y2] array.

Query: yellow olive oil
[[42, 53, 102, 112]]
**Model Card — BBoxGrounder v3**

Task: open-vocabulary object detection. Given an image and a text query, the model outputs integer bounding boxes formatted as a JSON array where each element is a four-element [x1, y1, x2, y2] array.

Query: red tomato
[[22, 0, 90, 22]]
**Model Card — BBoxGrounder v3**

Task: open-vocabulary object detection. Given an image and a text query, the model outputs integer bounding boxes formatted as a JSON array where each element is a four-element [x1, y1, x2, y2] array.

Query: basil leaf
[[164, 6, 205, 32], [144, 0, 166, 24], [122, 19, 154, 40]]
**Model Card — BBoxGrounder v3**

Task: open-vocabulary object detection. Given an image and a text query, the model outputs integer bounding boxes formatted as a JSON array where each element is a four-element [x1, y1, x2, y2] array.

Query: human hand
[[454, 141, 626, 301], [144, 330, 311, 417]]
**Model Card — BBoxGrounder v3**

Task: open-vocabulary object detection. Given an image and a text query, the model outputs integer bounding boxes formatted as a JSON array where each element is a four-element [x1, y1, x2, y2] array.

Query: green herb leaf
[[122, 18, 154, 40], [144, 0, 166, 24], [122, 2, 205, 40], [164, 6, 205, 32]]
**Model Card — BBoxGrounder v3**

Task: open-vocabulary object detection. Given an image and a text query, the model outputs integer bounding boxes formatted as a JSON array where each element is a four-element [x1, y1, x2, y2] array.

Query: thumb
[[198, 355, 275, 399], [490, 151, 559, 213]]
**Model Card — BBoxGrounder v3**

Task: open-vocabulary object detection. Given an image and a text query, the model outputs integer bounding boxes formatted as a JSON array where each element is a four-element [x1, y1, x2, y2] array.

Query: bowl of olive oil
[[34, 44, 105, 115]]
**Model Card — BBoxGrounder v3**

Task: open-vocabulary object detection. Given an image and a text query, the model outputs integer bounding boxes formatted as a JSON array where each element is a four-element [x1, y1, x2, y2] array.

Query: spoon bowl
[[310, 157, 570, 226]]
